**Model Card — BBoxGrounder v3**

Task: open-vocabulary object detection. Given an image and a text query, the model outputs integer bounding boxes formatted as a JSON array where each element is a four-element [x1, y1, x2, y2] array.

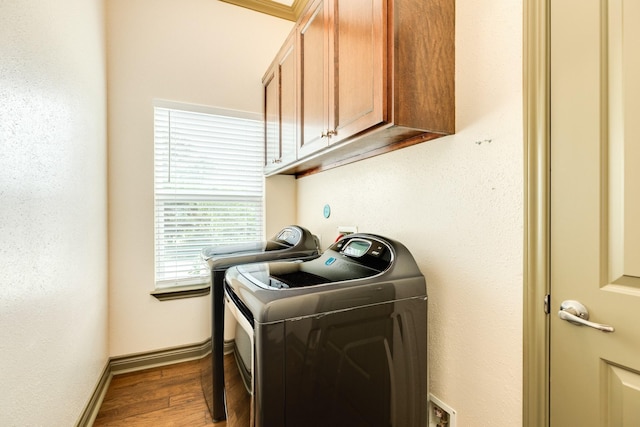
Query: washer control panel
[[330, 235, 392, 271]]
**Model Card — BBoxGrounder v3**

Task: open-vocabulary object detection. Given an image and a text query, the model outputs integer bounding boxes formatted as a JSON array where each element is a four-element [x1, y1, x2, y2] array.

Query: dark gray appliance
[[223, 233, 427, 427], [200, 225, 320, 422]]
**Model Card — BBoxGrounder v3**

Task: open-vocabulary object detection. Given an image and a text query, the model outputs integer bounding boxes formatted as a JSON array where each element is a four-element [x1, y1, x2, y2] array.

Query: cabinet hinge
[[543, 294, 550, 314]]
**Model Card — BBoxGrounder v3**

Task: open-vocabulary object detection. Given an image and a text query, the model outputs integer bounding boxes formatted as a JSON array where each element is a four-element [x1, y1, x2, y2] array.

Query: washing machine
[[199, 225, 320, 422], [223, 233, 427, 427]]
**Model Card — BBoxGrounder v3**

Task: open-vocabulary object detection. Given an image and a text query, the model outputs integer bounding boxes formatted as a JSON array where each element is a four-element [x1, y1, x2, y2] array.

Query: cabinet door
[[279, 39, 297, 165], [331, 0, 385, 145], [298, 0, 329, 158], [263, 33, 297, 174], [263, 65, 280, 171]]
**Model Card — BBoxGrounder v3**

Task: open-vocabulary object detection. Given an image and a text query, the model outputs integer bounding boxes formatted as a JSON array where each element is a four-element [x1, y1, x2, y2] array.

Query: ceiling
[[219, 0, 310, 21]]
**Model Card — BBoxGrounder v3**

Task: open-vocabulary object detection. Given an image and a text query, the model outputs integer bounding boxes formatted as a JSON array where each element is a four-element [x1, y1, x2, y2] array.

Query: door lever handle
[[558, 300, 615, 332]]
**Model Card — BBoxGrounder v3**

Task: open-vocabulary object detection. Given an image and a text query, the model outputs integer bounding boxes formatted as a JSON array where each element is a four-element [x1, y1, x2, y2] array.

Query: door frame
[[523, 0, 550, 426]]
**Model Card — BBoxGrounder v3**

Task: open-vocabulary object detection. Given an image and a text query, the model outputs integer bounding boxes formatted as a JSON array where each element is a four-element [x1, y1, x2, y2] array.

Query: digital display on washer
[[342, 239, 371, 257]]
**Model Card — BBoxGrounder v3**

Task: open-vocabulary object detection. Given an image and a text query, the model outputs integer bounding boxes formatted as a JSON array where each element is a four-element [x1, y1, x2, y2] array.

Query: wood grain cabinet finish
[[266, 0, 454, 176], [263, 32, 297, 174], [297, 0, 329, 158]]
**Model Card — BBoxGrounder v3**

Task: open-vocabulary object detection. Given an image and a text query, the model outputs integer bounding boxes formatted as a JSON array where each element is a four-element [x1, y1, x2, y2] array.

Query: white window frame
[[153, 100, 265, 291]]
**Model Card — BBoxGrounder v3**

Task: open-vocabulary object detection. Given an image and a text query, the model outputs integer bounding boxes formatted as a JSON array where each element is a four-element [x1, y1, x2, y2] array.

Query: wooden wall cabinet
[[263, 32, 297, 174], [266, 0, 454, 176]]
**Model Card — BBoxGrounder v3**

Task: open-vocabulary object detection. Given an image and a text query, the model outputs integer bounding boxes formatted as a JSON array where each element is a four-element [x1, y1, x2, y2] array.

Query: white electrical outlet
[[428, 394, 457, 427]]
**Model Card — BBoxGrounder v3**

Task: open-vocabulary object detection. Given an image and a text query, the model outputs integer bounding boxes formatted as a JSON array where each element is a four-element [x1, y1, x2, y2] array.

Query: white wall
[[0, 0, 108, 425], [0, 0, 523, 424], [295, 0, 524, 425], [265, 175, 298, 236], [106, 0, 294, 356]]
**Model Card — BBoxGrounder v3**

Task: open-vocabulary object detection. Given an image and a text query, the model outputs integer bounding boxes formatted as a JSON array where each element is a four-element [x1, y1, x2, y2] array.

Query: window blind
[[154, 105, 264, 288]]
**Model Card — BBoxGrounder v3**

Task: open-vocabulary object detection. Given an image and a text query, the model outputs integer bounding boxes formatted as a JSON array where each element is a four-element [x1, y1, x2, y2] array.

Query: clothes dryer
[[200, 225, 319, 421]]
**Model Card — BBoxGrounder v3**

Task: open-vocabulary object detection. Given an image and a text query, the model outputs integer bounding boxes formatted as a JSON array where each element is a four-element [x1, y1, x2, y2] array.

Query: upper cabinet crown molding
[[219, 0, 311, 21]]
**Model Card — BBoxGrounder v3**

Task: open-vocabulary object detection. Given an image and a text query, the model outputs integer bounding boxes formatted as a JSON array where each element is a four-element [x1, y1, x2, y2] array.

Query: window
[[154, 102, 264, 289]]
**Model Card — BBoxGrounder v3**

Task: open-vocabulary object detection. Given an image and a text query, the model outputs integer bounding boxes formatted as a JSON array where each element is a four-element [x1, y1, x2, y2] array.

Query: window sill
[[150, 283, 210, 301]]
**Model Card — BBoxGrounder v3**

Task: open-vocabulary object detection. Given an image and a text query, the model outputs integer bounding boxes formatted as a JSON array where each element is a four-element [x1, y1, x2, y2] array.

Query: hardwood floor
[[94, 359, 222, 426]]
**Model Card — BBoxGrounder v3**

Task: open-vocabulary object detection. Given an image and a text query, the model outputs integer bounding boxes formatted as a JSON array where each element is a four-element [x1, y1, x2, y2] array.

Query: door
[[298, 0, 385, 158], [263, 32, 297, 174], [279, 35, 297, 165], [331, 0, 385, 145], [550, 0, 640, 425], [263, 65, 280, 169], [298, 0, 329, 158]]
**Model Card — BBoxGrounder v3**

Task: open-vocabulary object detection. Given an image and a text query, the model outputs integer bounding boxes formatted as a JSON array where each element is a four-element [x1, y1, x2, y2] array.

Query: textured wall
[[295, 0, 524, 425], [0, 0, 108, 425], [106, 0, 294, 356]]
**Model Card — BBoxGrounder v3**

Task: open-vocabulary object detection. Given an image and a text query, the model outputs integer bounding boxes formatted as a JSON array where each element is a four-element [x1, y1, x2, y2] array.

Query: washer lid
[[224, 234, 426, 323], [201, 225, 320, 270], [234, 235, 393, 290]]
